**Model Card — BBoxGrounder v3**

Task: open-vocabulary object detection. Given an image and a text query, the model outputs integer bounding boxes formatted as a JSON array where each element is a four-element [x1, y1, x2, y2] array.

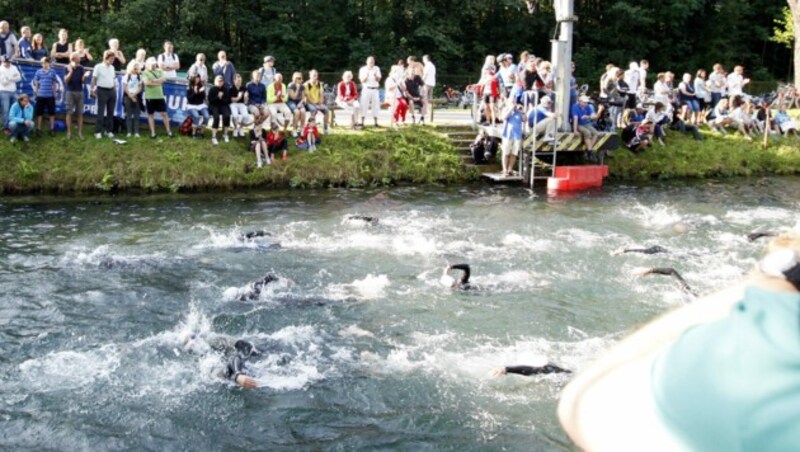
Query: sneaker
[[150, 133, 157, 139], [223, 134, 229, 143], [22, 136, 29, 142], [66, 133, 72, 140], [9, 136, 15, 143], [291, 130, 298, 138], [95, 133, 103, 140], [167, 131, 174, 138], [134, 133, 141, 138], [257, 159, 263, 168], [78, 133, 85, 140], [126, 133, 132, 138], [106, 132, 114, 138], [323, 128, 329, 135], [211, 137, 219, 145]]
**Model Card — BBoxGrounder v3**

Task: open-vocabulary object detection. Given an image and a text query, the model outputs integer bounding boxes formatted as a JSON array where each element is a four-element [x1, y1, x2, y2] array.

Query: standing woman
[[185, 74, 209, 138], [107, 39, 126, 72], [229, 73, 249, 137], [678, 73, 699, 125], [51, 29, 71, 65], [133, 49, 147, 71], [30, 34, 48, 61], [207, 75, 232, 145], [693, 69, 710, 124], [121, 61, 143, 137], [385, 60, 405, 128], [286, 72, 306, 137], [74, 39, 93, 67]]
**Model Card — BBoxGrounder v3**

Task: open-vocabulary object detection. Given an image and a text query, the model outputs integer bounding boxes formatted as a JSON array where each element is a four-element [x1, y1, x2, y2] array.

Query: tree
[[779, 1, 800, 87]]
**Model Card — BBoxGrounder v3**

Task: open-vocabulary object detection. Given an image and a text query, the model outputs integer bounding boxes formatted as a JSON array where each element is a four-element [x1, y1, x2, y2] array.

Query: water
[[1, 178, 798, 450]]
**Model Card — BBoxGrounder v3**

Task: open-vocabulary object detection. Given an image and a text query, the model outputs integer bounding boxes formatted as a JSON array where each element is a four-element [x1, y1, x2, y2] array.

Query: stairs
[[436, 125, 503, 174]]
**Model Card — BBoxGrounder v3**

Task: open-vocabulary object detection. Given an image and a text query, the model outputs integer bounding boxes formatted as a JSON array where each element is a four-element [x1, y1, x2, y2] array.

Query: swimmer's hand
[[492, 367, 508, 377], [611, 247, 626, 256], [631, 267, 654, 277], [235, 374, 258, 389]]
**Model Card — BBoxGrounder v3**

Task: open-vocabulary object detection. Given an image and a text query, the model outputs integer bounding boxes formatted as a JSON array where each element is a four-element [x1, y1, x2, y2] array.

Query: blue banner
[[15, 60, 189, 125]]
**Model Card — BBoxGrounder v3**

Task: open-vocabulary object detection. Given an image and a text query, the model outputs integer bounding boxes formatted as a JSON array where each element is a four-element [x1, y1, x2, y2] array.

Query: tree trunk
[[791, 0, 800, 88]]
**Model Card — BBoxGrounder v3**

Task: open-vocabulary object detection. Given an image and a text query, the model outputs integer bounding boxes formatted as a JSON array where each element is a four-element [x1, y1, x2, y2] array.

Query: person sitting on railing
[[185, 74, 209, 138], [527, 95, 557, 142], [773, 105, 799, 136], [229, 73, 249, 138], [336, 70, 361, 129], [571, 95, 601, 162], [246, 69, 269, 126], [208, 75, 232, 145], [267, 73, 292, 133], [7, 93, 33, 143], [304, 69, 330, 134], [534, 60, 554, 102]]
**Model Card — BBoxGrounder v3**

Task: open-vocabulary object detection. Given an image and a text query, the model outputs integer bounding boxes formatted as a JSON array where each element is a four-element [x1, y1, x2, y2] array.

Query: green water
[[1, 179, 797, 450]]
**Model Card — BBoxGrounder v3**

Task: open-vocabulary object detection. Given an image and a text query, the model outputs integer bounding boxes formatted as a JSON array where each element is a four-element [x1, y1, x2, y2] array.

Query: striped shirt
[[33, 68, 59, 97]]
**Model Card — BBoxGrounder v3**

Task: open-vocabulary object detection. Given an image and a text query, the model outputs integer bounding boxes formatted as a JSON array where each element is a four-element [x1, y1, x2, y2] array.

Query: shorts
[[307, 103, 329, 114], [578, 125, 600, 141], [248, 104, 267, 116], [146, 98, 167, 114], [501, 138, 520, 156], [34, 96, 56, 116], [65, 91, 84, 115], [287, 101, 305, 113]]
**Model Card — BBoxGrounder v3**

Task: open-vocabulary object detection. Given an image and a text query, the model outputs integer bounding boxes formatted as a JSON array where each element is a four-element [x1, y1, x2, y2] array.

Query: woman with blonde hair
[[336, 70, 360, 129], [30, 34, 48, 61], [121, 61, 143, 137], [74, 38, 93, 67], [51, 29, 71, 65]]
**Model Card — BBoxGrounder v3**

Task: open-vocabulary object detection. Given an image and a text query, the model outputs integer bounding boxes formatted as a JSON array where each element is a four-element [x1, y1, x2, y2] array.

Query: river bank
[[0, 124, 798, 194]]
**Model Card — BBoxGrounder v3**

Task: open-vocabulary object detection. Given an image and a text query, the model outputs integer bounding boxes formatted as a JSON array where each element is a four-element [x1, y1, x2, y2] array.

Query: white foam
[[325, 274, 390, 300], [724, 207, 795, 225], [338, 325, 375, 338]]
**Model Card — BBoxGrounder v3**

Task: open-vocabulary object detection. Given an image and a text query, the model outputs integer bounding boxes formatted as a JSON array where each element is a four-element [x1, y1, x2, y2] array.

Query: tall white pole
[[551, 0, 576, 130]]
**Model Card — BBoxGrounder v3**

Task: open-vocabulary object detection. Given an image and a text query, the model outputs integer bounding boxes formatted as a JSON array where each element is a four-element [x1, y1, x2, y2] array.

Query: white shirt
[[0, 63, 21, 92], [624, 69, 639, 93], [498, 64, 517, 88], [693, 78, 709, 100], [423, 61, 436, 87], [359, 65, 381, 88], [708, 72, 726, 94], [157, 52, 179, 78], [726, 73, 744, 96], [638, 68, 647, 90], [92, 63, 117, 89], [1, 32, 18, 58], [188, 62, 208, 84]]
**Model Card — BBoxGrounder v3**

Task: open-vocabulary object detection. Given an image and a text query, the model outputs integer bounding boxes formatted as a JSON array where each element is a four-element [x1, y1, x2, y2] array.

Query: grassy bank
[[607, 130, 800, 181], [0, 127, 478, 194]]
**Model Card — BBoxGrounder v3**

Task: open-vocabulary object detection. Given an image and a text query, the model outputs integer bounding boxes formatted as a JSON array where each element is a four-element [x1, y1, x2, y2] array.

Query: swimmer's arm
[[234, 373, 258, 389], [557, 281, 749, 449], [494, 365, 571, 377]]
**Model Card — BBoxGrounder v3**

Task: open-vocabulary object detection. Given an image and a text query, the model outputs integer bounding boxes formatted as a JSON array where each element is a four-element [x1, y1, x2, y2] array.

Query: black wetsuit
[[621, 245, 669, 255], [450, 264, 472, 289], [242, 230, 272, 239], [504, 364, 571, 376], [223, 340, 262, 382], [747, 232, 777, 242], [239, 274, 280, 301], [347, 215, 379, 225], [646, 267, 696, 297]]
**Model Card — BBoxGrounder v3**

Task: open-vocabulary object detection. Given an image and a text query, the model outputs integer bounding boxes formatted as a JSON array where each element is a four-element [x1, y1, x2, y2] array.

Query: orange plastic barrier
[[547, 165, 609, 191]]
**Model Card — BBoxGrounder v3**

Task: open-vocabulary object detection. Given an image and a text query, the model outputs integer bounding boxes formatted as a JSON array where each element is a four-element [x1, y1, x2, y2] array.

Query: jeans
[[9, 121, 32, 138], [124, 96, 141, 135], [710, 92, 722, 109], [0, 91, 15, 128], [95, 87, 116, 134], [187, 107, 209, 127]]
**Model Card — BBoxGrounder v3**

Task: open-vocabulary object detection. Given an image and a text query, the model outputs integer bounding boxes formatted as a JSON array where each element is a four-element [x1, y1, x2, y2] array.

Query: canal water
[[1, 178, 798, 450]]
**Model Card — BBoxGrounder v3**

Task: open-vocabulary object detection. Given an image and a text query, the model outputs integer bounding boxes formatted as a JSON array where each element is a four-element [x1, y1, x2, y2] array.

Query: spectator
[[774, 105, 798, 136], [516, 51, 530, 74], [249, 123, 269, 168], [422, 55, 436, 123], [74, 38, 93, 67], [637, 59, 649, 96], [527, 95, 557, 141], [481, 54, 497, 75], [121, 60, 143, 138], [521, 58, 537, 92], [267, 73, 291, 133], [185, 74, 209, 138], [230, 73, 249, 137], [708, 64, 726, 108], [645, 101, 669, 146], [303, 69, 330, 134], [0, 21, 17, 59], [621, 118, 653, 154], [297, 117, 321, 152], [30, 34, 48, 61], [624, 62, 639, 111], [403, 68, 424, 124], [337, 70, 361, 129], [186, 53, 208, 84], [669, 106, 703, 141], [207, 75, 232, 144], [286, 71, 306, 137], [107, 38, 126, 71], [534, 60, 554, 100], [385, 60, 405, 128], [726, 65, 750, 98], [571, 95, 601, 161], [65, 52, 89, 140], [708, 98, 733, 134], [133, 48, 147, 71], [694, 69, 711, 123], [497, 53, 517, 97], [477, 68, 500, 125], [246, 69, 268, 126], [258, 55, 276, 88], [653, 73, 673, 112], [267, 123, 288, 161], [90, 51, 118, 139], [359, 56, 381, 128], [500, 99, 523, 176], [141, 57, 173, 138], [730, 96, 756, 140], [0, 55, 21, 128], [677, 73, 699, 125], [569, 62, 578, 108], [7, 93, 33, 142], [407, 55, 424, 78], [51, 29, 72, 65], [17, 26, 31, 59], [32, 56, 60, 137], [212, 50, 236, 89], [157, 41, 179, 78]]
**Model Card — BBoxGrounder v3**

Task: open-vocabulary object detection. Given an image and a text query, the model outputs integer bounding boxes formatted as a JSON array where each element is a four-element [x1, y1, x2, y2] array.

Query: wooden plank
[[482, 172, 523, 182]]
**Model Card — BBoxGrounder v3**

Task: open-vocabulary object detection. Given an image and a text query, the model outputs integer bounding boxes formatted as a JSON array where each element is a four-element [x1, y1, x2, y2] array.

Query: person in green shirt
[[141, 57, 173, 138]]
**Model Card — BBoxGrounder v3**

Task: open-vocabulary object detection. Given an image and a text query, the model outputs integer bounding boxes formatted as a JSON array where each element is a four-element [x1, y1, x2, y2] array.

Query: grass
[[0, 126, 479, 194], [607, 128, 800, 181]]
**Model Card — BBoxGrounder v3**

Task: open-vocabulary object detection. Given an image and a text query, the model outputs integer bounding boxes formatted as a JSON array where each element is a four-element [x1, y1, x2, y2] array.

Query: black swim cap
[[235, 340, 259, 357]]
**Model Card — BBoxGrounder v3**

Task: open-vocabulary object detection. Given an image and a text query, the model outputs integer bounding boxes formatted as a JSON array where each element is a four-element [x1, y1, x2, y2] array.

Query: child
[[267, 124, 288, 161], [500, 99, 523, 176], [32, 57, 61, 137], [297, 117, 321, 152], [249, 124, 269, 168]]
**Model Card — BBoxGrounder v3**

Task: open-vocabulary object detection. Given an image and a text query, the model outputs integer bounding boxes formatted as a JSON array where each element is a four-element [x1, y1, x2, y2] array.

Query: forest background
[[2, 0, 795, 89]]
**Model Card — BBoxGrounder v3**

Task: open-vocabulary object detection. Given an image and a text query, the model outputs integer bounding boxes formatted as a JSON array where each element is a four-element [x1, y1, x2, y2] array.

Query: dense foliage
[[2, 0, 792, 85]]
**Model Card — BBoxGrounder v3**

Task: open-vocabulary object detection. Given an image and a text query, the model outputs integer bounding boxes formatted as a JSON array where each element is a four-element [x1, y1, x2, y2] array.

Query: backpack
[[180, 116, 193, 136]]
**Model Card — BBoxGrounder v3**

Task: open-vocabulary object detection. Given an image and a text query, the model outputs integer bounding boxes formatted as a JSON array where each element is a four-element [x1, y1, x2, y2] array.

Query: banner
[[15, 60, 189, 125]]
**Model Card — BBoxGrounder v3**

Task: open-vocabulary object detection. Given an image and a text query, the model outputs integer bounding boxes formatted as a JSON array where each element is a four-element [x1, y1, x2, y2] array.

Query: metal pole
[[551, 0, 576, 131]]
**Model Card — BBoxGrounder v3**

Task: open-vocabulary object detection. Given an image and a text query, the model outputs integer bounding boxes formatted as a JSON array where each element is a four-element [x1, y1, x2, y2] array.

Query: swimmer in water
[[183, 333, 259, 388], [346, 215, 379, 225], [238, 273, 281, 301], [241, 230, 272, 239], [634, 267, 697, 297], [748, 231, 778, 242], [612, 245, 669, 256], [493, 364, 572, 377], [444, 263, 473, 290]]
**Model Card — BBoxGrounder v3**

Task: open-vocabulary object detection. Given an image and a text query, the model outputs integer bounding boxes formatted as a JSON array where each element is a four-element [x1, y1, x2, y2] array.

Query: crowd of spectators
[[0, 22, 440, 168]]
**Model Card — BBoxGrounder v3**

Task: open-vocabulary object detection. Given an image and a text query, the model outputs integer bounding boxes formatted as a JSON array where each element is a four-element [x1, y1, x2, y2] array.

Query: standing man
[[726, 65, 750, 98], [141, 57, 173, 138], [637, 59, 649, 99], [32, 57, 60, 137], [157, 41, 180, 78], [17, 26, 31, 59], [187, 53, 208, 84], [359, 56, 381, 128], [212, 50, 236, 89], [65, 52, 88, 140], [304, 70, 330, 134], [0, 55, 21, 127], [0, 21, 18, 60], [90, 50, 118, 139], [422, 55, 436, 124], [708, 63, 726, 108]]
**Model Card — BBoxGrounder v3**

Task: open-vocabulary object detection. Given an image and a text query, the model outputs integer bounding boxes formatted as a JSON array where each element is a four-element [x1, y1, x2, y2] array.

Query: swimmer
[[612, 245, 669, 256], [346, 215, 379, 225], [238, 273, 281, 301], [747, 231, 778, 242], [634, 267, 697, 297], [241, 230, 272, 239], [493, 364, 572, 377], [444, 263, 473, 290], [182, 333, 259, 388]]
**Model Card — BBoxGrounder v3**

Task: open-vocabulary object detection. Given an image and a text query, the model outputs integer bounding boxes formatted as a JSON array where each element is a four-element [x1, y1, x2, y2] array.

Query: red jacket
[[337, 81, 358, 102], [302, 125, 320, 140], [267, 131, 285, 146]]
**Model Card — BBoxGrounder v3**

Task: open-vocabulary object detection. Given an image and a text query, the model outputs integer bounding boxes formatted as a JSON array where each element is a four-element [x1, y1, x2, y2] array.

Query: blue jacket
[[9, 102, 33, 123]]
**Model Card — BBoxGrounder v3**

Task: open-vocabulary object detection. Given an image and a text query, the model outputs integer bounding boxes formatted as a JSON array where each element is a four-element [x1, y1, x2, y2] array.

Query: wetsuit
[[747, 232, 777, 242], [242, 230, 272, 239], [621, 245, 669, 255], [449, 264, 472, 289], [346, 215, 379, 225], [504, 364, 571, 376], [644, 267, 696, 297], [239, 274, 280, 301]]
